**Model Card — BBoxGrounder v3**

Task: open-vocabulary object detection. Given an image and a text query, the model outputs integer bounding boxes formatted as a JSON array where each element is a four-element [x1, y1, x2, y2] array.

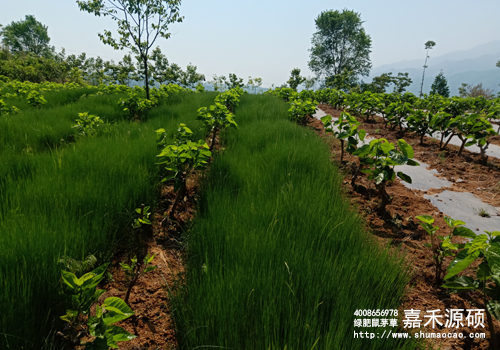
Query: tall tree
[[0, 15, 53, 56], [430, 71, 450, 97], [180, 63, 205, 88], [287, 68, 306, 91], [77, 0, 183, 99], [419, 40, 436, 97], [308, 9, 372, 83]]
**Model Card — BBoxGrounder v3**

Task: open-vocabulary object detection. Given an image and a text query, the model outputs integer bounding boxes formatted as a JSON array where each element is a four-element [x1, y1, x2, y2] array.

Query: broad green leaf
[[453, 226, 476, 239], [468, 234, 488, 254], [487, 300, 500, 321], [358, 129, 366, 141], [320, 115, 332, 124], [477, 262, 491, 281], [441, 275, 478, 290], [106, 325, 137, 343], [416, 215, 434, 224], [397, 171, 412, 184], [397, 139, 414, 158], [61, 270, 81, 289], [445, 249, 481, 279], [380, 141, 394, 154], [102, 297, 134, 325], [486, 243, 500, 276]]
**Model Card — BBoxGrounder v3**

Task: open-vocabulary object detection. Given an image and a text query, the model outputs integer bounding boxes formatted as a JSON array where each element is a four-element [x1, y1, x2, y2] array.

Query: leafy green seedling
[[120, 253, 157, 304], [197, 102, 238, 151], [72, 112, 111, 137], [132, 205, 152, 229], [416, 215, 462, 286], [58, 263, 135, 348], [26, 90, 47, 108], [442, 228, 500, 349], [321, 111, 366, 162], [288, 98, 318, 125], [353, 138, 418, 212], [156, 124, 211, 219]]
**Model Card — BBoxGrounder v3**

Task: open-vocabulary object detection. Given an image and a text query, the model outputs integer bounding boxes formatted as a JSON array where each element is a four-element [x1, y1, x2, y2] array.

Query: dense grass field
[[1, 88, 418, 349], [172, 94, 418, 349], [0, 89, 217, 349]]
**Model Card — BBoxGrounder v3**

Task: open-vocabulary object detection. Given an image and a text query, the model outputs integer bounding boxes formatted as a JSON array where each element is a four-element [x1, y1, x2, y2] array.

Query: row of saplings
[[271, 87, 500, 165], [57, 87, 242, 349], [268, 88, 500, 348]]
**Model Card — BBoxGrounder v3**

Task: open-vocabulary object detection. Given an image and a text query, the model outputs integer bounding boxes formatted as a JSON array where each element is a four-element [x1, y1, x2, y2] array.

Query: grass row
[[0, 91, 218, 349], [172, 94, 418, 349]]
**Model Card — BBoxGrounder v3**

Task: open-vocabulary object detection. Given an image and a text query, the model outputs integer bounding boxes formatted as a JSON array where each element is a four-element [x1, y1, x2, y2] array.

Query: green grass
[[1, 86, 98, 111], [0, 91, 217, 349], [172, 94, 418, 350]]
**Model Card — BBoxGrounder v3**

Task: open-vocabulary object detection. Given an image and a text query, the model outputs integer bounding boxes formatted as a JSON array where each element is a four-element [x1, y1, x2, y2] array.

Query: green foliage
[[58, 254, 98, 277], [308, 9, 372, 82], [118, 88, 155, 120], [0, 90, 216, 349], [214, 89, 241, 112], [156, 124, 211, 191], [172, 94, 416, 350], [416, 215, 463, 285], [459, 83, 495, 100], [77, 0, 184, 98], [247, 76, 263, 94], [180, 63, 205, 88], [227, 73, 244, 89], [441, 225, 500, 347], [132, 205, 152, 229], [197, 102, 238, 149], [353, 138, 418, 212], [288, 98, 318, 125], [120, 253, 157, 303], [0, 15, 53, 56], [26, 90, 47, 108], [0, 99, 20, 115], [287, 68, 306, 91], [325, 68, 359, 92], [430, 71, 450, 97], [196, 82, 205, 93], [322, 111, 366, 161], [72, 112, 111, 137], [59, 263, 136, 348], [85, 297, 136, 349]]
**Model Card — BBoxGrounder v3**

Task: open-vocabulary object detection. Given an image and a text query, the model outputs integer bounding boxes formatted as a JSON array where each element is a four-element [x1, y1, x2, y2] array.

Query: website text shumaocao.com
[[353, 330, 486, 339], [352, 308, 487, 340]]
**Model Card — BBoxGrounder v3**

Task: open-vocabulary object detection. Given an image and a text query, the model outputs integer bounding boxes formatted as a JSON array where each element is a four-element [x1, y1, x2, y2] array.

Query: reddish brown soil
[[310, 105, 500, 350], [97, 176, 201, 350]]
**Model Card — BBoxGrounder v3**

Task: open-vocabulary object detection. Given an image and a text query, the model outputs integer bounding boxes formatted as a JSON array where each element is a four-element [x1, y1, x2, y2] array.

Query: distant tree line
[[0, 14, 204, 88]]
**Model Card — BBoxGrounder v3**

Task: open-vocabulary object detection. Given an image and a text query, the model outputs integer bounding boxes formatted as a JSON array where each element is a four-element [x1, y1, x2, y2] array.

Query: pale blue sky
[[2, 0, 500, 87]]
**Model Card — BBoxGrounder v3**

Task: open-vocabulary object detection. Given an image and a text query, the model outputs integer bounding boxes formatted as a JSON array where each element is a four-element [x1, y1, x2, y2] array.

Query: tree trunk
[[124, 272, 140, 304], [144, 56, 150, 100], [439, 132, 445, 149], [340, 139, 345, 162], [458, 138, 466, 156], [169, 180, 187, 220], [442, 133, 455, 150], [210, 127, 219, 152], [485, 304, 498, 350], [377, 182, 390, 214]]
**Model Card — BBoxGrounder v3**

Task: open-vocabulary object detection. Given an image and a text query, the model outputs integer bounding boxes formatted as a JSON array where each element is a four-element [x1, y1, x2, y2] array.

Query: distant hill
[[367, 40, 500, 96]]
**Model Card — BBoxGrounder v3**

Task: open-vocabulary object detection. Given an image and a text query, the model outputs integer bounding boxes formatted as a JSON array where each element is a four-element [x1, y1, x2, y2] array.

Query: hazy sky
[[2, 0, 500, 87]]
